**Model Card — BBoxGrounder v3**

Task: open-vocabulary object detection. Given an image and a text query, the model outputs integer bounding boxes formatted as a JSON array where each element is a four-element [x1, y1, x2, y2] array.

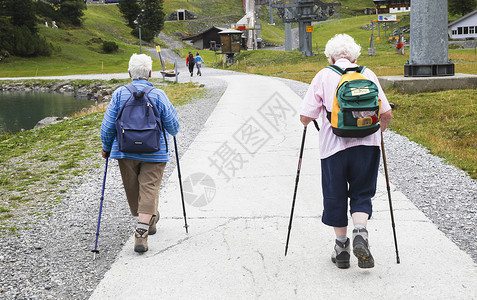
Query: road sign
[[306, 26, 313, 32], [156, 46, 161, 53]]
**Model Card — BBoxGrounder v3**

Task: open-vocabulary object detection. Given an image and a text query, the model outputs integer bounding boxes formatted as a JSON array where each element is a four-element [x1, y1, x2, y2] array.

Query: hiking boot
[[148, 211, 160, 235], [134, 227, 149, 253], [352, 228, 374, 268], [331, 238, 350, 269]]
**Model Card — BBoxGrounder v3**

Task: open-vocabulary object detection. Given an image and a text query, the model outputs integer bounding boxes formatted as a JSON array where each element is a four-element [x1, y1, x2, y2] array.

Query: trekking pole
[[92, 157, 109, 260], [381, 132, 400, 264], [285, 120, 319, 256], [173, 136, 189, 233]]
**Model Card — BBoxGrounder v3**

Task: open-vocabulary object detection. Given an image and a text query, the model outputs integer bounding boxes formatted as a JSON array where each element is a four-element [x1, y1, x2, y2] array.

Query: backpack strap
[[124, 83, 137, 97], [328, 65, 366, 74], [343, 66, 365, 73], [326, 65, 345, 75], [139, 85, 169, 153]]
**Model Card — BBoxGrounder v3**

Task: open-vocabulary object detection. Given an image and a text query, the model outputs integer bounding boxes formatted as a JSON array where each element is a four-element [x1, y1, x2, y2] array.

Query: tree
[[449, 0, 477, 16], [5, 0, 37, 33], [140, 0, 165, 37], [0, 0, 52, 57], [119, 0, 140, 28], [59, 0, 87, 26]]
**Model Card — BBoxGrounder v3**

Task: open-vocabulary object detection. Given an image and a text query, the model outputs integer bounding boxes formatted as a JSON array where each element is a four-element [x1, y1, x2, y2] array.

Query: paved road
[[1, 50, 475, 300], [87, 72, 476, 299]]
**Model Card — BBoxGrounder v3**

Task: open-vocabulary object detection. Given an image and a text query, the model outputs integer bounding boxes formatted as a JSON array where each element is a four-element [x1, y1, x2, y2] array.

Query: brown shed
[[218, 29, 243, 54]]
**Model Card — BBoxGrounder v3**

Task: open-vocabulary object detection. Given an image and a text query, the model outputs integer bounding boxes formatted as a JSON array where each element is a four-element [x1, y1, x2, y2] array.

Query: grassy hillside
[[0, 5, 157, 77], [338, 0, 376, 17], [162, 0, 243, 37]]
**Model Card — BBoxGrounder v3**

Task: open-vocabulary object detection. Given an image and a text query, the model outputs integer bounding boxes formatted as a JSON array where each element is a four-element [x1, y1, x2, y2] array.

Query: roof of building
[[448, 9, 477, 27], [218, 29, 243, 35], [373, 0, 410, 3], [182, 26, 227, 41]]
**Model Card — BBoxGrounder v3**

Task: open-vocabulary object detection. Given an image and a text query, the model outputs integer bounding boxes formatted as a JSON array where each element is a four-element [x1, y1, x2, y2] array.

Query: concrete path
[[89, 73, 477, 299]]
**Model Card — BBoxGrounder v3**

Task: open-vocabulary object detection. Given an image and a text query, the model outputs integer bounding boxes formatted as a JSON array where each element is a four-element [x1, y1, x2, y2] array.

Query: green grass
[[207, 12, 477, 181], [0, 81, 205, 235], [163, 0, 242, 17], [387, 89, 477, 179], [338, 0, 376, 17], [0, 5, 164, 77], [161, 0, 243, 39]]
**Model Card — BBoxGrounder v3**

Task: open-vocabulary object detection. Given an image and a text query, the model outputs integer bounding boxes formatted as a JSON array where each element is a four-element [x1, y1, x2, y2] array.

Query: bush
[[102, 41, 119, 53]]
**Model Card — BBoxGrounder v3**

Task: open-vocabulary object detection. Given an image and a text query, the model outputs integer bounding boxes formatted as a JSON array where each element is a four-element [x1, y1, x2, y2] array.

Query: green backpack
[[326, 65, 381, 138]]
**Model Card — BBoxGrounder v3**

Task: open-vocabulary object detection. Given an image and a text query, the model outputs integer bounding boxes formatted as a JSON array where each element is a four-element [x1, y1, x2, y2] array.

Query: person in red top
[[185, 52, 195, 77]]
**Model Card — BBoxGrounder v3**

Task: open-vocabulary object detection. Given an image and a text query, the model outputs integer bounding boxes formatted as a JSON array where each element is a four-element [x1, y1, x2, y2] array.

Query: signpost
[[368, 14, 403, 56], [378, 15, 397, 22], [156, 45, 165, 71]]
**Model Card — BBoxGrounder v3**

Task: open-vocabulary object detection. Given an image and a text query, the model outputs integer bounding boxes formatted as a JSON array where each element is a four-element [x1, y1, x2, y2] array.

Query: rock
[[34, 117, 65, 129]]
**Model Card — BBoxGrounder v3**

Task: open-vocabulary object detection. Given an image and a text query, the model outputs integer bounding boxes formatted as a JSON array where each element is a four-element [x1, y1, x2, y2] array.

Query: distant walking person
[[186, 52, 195, 76], [300, 34, 392, 269], [101, 53, 180, 253], [195, 52, 205, 76]]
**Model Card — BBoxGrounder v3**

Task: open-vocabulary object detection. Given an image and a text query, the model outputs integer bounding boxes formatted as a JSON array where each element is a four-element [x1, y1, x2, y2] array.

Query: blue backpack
[[115, 84, 166, 153]]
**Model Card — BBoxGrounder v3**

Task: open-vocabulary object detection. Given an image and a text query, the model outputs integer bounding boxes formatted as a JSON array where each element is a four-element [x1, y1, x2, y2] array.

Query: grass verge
[[0, 81, 205, 235], [387, 89, 477, 179]]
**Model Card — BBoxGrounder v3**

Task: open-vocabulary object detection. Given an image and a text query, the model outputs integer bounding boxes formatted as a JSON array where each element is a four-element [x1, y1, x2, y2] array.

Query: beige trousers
[[118, 159, 166, 216]]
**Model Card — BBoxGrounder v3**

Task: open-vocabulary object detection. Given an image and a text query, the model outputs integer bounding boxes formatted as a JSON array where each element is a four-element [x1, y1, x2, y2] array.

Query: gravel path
[[0, 63, 475, 299]]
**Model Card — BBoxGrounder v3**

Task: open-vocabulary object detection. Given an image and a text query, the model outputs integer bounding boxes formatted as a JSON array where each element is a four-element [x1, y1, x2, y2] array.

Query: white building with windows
[[448, 10, 477, 39]]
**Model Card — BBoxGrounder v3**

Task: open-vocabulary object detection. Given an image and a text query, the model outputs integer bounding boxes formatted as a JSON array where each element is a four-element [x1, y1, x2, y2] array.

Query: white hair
[[128, 53, 152, 80], [324, 34, 361, 64]]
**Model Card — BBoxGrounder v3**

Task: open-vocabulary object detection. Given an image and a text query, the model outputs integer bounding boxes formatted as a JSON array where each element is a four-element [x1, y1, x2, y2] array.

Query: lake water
[[0, 92, 93, 134]]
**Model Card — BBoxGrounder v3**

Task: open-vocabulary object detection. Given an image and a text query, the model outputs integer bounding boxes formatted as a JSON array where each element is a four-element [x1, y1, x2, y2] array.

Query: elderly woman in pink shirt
[[300, 34, 392, 269]]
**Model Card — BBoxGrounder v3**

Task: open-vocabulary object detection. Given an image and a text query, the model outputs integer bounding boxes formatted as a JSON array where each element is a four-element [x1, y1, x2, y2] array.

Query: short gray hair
[[324, 34, 361, 64], [128, 53, 152, 80]]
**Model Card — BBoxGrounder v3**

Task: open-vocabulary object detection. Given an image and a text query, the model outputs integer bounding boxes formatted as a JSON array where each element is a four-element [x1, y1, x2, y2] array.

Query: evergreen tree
[[449, 0, 477, 16], [140, 0, 165, 38], [11, 25, 52, 57], [119, 0, 140, 28], [59, 0, 87, 26], [5, 0, 38, 33]]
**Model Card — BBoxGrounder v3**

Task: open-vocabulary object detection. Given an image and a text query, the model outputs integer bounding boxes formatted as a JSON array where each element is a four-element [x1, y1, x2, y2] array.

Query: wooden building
[[182, 26, 227, 50], [373, 0, 410, 14], [219, 29, 243, 54]]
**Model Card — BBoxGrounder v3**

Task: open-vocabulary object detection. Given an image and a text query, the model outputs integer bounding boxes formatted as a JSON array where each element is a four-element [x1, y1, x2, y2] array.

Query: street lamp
[[134, 9, 144, 54]]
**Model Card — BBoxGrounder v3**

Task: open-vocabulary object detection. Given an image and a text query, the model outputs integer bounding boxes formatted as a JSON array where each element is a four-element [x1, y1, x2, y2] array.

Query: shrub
[[102, 41, 119, 53]]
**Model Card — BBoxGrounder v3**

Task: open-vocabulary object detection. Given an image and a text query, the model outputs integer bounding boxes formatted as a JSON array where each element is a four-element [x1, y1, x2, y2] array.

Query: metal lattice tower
[[270, 0, 340, 56]]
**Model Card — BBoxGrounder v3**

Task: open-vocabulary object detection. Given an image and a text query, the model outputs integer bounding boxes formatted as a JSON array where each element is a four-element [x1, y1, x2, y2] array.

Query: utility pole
[[284, 8, 292, 51], [404, 0, 454, 76]]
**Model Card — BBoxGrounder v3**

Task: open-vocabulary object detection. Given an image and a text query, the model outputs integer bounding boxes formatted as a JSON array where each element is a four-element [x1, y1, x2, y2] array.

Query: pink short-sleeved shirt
[[301, 58, 392, 159]]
